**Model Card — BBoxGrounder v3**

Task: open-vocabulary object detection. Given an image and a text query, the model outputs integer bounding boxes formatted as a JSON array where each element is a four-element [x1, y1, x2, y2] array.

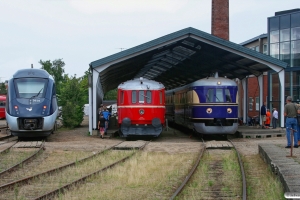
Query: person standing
[[102, 106, 111, 134], [260, 102, 267, 129], [297, 106, 300, 146], [272, 108, 278, 129], [98, 113, 106, 139], [284, 96, 298, 148], [265, 109, 271, 129]]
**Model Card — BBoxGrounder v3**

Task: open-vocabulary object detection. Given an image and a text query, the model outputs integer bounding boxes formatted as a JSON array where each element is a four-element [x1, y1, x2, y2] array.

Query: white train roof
[[191, 76, 237, 86], [118, 77, 165, 90], [166, 74, 237, 93]]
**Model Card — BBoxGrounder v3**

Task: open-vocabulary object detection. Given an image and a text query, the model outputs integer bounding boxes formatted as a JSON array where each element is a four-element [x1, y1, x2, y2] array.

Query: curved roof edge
[[90, 27, 288, 69]]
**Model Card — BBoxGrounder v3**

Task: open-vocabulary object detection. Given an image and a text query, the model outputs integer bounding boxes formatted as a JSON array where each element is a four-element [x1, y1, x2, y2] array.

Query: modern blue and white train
[[6, 68, 58, 138], [165, 72, 238, 135]]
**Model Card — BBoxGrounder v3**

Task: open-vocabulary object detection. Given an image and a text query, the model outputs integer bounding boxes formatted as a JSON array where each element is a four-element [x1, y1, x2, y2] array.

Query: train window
[[216, 89, 223, 102], [225, 89, 232, 102], [146, 90, 152, 103], [160, 91, 162, 104], [14, 78, 47, 98], [206, 89, 214, 102], [139, 91, 144, 103], [132, 91, 136, 103], [121, 91, 124, 104]]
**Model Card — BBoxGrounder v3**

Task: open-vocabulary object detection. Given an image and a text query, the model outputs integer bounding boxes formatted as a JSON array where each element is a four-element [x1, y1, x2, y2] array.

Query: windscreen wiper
[[214, 94, 221, 102], [141, 94, 150, 99], [31, 88, 43, 98]]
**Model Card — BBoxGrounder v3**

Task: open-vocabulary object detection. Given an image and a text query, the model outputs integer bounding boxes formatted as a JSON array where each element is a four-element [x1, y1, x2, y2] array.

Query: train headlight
[[206, 108, 212, 114], [227, 108, 232, 113], [14, 105, 19, 115], [139, 109, 145, 115]]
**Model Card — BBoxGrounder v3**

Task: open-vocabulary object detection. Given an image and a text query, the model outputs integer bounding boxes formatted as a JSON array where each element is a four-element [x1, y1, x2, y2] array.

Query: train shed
[[89, 27, 287, 135]]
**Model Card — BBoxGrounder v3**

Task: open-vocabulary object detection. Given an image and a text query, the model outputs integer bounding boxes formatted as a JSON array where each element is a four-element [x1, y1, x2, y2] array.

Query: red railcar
[[117, 77, 165, 137], [0, 95, 6, 119]]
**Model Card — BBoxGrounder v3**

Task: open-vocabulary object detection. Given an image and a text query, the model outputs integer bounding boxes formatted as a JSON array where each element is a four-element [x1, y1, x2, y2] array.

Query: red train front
[[0, 95, 6, 119], [117, 77, 165, 137]]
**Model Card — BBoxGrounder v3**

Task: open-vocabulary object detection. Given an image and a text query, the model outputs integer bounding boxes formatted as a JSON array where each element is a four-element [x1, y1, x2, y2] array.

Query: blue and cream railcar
[[6, 69, 58, 137], [166, 73, 238, 135]]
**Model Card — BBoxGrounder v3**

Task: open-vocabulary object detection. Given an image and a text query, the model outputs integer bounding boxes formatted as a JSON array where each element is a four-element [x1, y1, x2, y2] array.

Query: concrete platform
[[238, 125, 286, 138], [259, 143, 300, 192]]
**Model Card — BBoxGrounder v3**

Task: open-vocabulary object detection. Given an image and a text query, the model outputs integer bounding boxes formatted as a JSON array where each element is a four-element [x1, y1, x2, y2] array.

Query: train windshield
[[206, 88, 232, 103], [132, 90, 152, 104], [14, 78, 48, 98]]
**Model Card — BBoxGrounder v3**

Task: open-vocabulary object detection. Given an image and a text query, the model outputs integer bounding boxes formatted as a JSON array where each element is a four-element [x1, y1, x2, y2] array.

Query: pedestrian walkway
[[259, 143, 300, 192]]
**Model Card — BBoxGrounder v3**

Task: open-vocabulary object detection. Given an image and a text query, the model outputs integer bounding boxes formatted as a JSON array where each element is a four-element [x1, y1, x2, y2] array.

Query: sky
[[0, 0, 299, 82]]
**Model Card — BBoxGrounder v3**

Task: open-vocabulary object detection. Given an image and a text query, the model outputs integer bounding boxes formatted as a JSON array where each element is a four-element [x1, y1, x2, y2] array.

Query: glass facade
[[269, 11, 300, 67], [268, 10, 300, 126]]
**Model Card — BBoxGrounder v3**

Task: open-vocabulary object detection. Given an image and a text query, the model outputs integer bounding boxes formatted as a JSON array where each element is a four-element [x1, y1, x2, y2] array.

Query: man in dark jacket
[[260, 102, 267, 129]]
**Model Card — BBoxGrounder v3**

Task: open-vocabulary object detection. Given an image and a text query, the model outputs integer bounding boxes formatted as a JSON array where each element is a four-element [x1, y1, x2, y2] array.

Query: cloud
[[68, 0, 187, 14], [0, 56, 40, 81]]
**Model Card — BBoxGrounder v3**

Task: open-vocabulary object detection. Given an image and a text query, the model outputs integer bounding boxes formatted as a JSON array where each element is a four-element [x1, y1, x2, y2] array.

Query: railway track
[[0, 134, 17, 145], [0, 141, 149, 200], [170, 139, 246, 200], [0, 141, 45, 178], [0, 125, 11, 140]]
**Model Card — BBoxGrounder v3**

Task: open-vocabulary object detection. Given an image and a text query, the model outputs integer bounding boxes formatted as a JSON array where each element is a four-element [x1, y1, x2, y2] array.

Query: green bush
[[61, 102, 83, 128], [60, 75, 86, 128]]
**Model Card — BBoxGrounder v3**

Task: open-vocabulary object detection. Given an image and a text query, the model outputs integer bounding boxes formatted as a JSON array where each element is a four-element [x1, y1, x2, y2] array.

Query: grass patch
[[178, 149, 242, 200], [243, 154, 285, 200], [54, 151, 196, 200], [1, 150, 133, 199]]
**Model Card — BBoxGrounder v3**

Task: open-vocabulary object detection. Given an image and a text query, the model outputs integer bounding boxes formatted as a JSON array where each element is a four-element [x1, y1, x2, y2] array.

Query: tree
[[80, 70, 90, 104], [0, 83, 6, 95], [39, 59, 65, 95], [104, 88, 117, 100], [59, 75, 86, 128]]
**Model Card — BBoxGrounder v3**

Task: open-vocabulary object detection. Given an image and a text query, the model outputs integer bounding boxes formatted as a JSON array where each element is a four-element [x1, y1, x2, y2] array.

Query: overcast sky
[[0, 0, 299, 82]]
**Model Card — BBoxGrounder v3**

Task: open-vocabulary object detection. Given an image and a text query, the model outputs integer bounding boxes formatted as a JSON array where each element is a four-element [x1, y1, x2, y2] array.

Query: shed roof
[[90, 27, 287, 93]]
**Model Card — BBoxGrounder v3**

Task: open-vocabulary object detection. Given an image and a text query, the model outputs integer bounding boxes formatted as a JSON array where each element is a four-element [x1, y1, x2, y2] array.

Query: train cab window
[[225, 89, 232, 102], [216, 89, 224, 102], [139, 91, 144, 103], [14, 78, 47, 98], [132, 91, 136, 103], [206, 89, 214, 102], [146, 90, 152, 103]]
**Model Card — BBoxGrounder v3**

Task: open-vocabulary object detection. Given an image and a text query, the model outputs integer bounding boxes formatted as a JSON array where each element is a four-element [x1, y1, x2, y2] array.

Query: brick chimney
[[211, 0, 229, 40]]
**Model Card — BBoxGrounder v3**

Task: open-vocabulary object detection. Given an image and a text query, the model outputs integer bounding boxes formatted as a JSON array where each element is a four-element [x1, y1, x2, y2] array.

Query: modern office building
[[240, 9, 300, 125]]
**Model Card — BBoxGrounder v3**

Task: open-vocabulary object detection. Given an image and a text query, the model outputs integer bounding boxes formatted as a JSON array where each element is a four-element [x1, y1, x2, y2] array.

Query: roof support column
[[242, 78, 247, 124], [88, 76, 93, 135], [88, 69, 100, 135], [279, 70, 285, 128], [263, 64, 285, 128], [258, 74, 263, 126]]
